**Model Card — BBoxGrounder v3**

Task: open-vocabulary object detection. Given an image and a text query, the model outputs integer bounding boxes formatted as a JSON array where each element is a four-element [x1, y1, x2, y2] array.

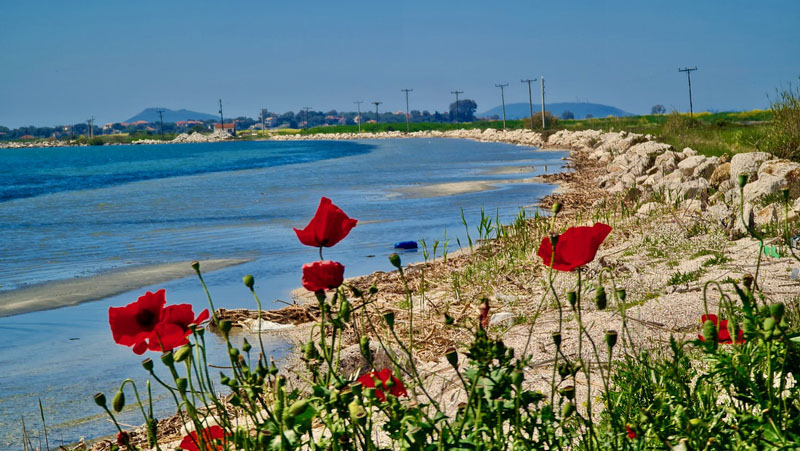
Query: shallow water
[[0, 138, 565, 448]]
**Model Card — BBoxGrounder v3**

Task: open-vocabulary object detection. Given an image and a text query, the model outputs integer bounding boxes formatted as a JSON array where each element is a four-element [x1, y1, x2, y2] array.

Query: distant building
[[176, 120, 204, 127], [213, 123, 236, 136]]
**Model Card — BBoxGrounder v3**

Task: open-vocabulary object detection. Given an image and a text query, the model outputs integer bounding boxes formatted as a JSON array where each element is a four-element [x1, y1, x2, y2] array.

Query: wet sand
[[0, 258, 250, 317], [397, 176, 547, 199]]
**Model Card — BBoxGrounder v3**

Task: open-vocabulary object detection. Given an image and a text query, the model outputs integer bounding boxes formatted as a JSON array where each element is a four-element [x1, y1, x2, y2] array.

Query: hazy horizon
[[2, 0, 799, 128]]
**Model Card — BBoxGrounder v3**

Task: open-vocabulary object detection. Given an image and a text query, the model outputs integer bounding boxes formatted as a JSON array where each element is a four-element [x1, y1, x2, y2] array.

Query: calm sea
[[0, 138, 565, 448]]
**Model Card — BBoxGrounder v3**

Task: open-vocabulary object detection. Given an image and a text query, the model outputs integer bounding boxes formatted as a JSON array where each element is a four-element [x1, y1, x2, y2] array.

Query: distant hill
[[479, 102, 633, 120], [124, 108, 218, 123]]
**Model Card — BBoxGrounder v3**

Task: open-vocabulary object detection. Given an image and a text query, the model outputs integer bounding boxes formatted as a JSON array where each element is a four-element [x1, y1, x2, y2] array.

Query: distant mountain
[[124, 108, 218, 123], [479, 102, 633, 120]]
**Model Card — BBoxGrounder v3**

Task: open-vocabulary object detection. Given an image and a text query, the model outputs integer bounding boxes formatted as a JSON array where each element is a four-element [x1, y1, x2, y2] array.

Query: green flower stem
[[739, 185, 764, 290], [193, 265, 219, 325], [247, 286, 268, 370]]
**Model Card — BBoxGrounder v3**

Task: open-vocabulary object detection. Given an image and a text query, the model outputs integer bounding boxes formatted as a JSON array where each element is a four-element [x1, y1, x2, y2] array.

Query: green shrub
[[763, 80, 800, 161]]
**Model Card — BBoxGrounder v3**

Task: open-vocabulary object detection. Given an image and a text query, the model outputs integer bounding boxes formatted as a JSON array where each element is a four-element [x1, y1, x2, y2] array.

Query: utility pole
[[87, 117, 95, 138], [401, 88, 413, 133], [521, 78, 537, 130], [261, 108, 268, 136], [302, 107, 311, 130], [495, 83, 509, 130], [678, 67, 698, 117], [540, 77, 546, 129], [156, 108, 165, 138], [218, 99, 224, 134], [372, 101, 382, 130], [354, 101, 363, 133], [450, 90, 463, 123]]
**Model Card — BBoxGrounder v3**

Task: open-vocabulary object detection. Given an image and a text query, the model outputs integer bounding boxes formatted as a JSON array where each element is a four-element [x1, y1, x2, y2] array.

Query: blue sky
[[1, 0, 799, 127]]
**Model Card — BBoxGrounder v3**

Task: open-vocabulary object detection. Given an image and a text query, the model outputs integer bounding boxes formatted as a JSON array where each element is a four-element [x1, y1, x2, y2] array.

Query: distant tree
[[651, 104, 666, 115], [448, 99, 477, 122], [190, 125, 205, 133], [585, 113, 594, 119], [561, 110, 575, 120]]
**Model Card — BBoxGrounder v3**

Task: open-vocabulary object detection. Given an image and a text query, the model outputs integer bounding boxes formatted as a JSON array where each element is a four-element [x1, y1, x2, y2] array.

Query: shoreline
[[0, 258, 250, 318]]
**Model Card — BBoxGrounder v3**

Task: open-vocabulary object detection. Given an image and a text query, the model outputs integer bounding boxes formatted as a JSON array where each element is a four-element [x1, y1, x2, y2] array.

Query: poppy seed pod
[[595, 287, 607, 310], [561, 401, 575, 418], [616, 289, 627, 302], [364, 387, 378, 401], [551, 202, 563, 215], [161, 351, 174, 367], [219, 320, 233, 335], [350, 381, 363, 397], [242, 339, 252, 354], [112, 390, 125, 413], [176, 378, 188, 394], [605, 330, 618, 349], [559, 385, 575, 400], [389, 253, 402, 269], [552, 332, 562, 347], [445, 347, 458, 368], [548, 233, 559, 252], [242, 274, 255, 289], [383, 311, 395, 330], [567, 291, 577, 309], [348, 400, 366, 423], [738, 174, 748, 188], [191, 261, 200, 271], [94, 393, 107, 408], [141, 358, 154, 372]]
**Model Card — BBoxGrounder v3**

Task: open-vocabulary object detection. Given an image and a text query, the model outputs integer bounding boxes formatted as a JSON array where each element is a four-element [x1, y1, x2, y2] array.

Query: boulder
[[693, 156, 720, 180], [743, 174, 784, 203], [754, 204, 779, 227], [757, 159, 800, 198], [709, 162, 731, 187], [677, 155, 706, 177], [729, 152, 772, 183], [637, 202, 661, 216], [681, 147, 698, 158], [680, 178, 710, 199], [707, 204, 735, 228]]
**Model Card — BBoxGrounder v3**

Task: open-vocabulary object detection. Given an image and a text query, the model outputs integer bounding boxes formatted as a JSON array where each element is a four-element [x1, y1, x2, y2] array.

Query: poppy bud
[[229, 348, 239, 359], [176, 378, 188, 394], [561, 401, 575, 418], [552, 332, 562, 347], [287, 399, 310, 417], [559, 385, 575, 400], [566, 291, 577, 310], [94, 393, 107, 408], [770, 303, 785, 321], [384, 312, 395, 330], [557, 363, 570, 379], [230, 395, 242, 407], [782, 188, 790, 203], [605, 330, 618, 349], [511, 370, 523, 388], [444, 313, 455, 325], [142, 358, 154, 372], [595, 287, 607, 310], [616, 289, 627, 302], [737, 174, 748, 188], [551, 202, 563, 215], [350, 285, 363, 297], [445, 347, 459, 368], [220, 374, 231, 386], [242, 274, 255, 289], [338, 299, 351, 322], [242, 338, 252, 353], [389, 253, 402, 269], [703, 320, 718, 344], [688, 418, 703, 428], [763, 317, 775, 332], [359, 336, 371, 360], [219, 320, 233, 335], [112, 390, 125, 413], [161, 351, 174, 367], [742, 274, 754, 290], [369, 284, 378, 294], [174, 344, 192, 363]]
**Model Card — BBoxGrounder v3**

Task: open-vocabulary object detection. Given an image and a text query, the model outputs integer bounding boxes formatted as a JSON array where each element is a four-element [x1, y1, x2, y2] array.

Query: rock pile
[[171, 131, 229, 143], [268, 128, 546, 147]]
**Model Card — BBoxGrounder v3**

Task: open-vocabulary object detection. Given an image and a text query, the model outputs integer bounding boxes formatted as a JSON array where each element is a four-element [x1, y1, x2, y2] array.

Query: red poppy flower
[[109, 290, 167, 353], [356, 368, 408, 402], [116, 431, 130, 446], [294, 197, 358, 248], [478, 299, 490, 329], [302, 260, 345, 292], [626, 425, 637, 439], [699, 314, 744, 344], [146, 304, 210, 353], [179, 425, 228, 451], [537, 223, 612, 272]]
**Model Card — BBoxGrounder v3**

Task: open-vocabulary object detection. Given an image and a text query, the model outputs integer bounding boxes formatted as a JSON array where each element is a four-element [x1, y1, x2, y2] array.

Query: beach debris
[[489, 312, 516, 327], [242, 318, 293, 332], [761, 244, 784, 258], [791, 268, 799, 281], [394, 240, 418, 250]]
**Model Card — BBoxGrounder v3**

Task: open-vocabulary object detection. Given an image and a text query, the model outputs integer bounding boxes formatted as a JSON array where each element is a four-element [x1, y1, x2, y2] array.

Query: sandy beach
[[0, 258, 249, 318]]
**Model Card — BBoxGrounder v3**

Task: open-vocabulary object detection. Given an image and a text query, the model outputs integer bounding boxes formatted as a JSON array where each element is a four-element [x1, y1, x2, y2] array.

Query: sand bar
[[397, 176, 547, 199], [0, 258, 250, 318]]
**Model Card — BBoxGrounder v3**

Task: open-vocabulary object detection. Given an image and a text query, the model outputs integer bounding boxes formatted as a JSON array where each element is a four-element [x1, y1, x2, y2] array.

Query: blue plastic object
[[394, 240, 418, 250]]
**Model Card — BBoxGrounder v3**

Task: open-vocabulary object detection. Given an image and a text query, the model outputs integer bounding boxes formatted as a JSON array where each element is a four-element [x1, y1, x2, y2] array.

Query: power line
[[450, 90, 463, 123], [678, 67, 698, 117], [541, 77, 546, 129], [495, 83, 509, 130], [354, 101, 363, 133], [401, 89, 413, 133], [521, 78, 537, 130]]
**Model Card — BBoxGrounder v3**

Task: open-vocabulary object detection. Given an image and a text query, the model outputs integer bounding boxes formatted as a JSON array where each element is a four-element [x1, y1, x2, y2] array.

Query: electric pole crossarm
[[521, 79, 537, 130], [678, 67, 698, 117], [450, 90, 463, 123], [495, 83, 509, 130]]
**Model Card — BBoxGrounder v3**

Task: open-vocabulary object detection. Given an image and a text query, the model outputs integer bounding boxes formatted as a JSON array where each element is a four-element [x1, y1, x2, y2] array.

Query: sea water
[[0, 138, 565, 448]]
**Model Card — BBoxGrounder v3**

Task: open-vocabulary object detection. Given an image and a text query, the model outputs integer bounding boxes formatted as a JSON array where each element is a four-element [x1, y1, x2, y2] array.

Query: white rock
[[489, 312, 516, 326], [729, 152, 773, 183], [242, 318, 293, 332], [677, 155, 706, 177]]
